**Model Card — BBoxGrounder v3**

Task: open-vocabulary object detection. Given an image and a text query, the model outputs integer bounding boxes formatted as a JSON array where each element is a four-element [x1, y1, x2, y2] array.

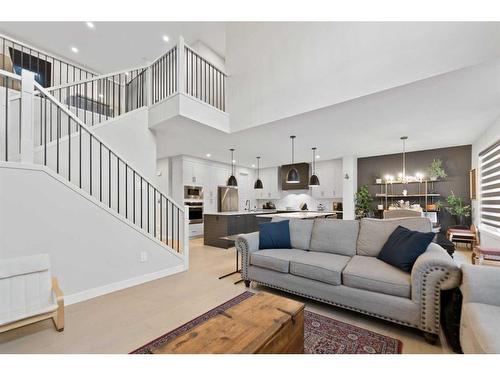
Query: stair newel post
[[177, 36, 186, 95], [184, 204, 190, 271], [20, 70, 35, 164]]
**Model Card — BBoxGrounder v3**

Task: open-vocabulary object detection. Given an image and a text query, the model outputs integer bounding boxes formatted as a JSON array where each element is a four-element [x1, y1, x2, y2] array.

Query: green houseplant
[[445, 192, 471, 226], [355, 185, 373, 219], [427, 159, 447, 181]]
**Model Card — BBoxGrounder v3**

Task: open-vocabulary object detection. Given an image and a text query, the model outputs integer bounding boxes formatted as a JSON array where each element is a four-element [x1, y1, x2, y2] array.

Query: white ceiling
[[0, 22, 226, 73], [155, 58, 500, 168], [226, 22, 500, 132]]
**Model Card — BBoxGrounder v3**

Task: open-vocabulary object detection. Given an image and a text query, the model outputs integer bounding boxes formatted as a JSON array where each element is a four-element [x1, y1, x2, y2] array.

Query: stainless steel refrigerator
[[218, 186, 239, 212]]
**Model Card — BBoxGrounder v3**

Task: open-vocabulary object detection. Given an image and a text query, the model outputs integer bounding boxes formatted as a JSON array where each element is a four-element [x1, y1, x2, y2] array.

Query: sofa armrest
[[461, 264, 500, 306], [411, 242, 461, 333], [235, 232, 259, 280]]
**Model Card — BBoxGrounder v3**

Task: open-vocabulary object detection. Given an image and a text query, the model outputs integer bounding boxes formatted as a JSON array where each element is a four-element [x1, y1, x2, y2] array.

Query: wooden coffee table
[[153, 292, 305, 354]]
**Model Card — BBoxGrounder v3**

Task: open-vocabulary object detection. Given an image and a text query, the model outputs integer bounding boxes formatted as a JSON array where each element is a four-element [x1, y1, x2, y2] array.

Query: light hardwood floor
[[0, 238, 471, 354]]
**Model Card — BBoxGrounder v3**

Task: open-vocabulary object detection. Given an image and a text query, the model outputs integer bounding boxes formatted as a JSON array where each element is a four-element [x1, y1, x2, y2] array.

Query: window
[[479, 141, 500, 231], [8, 47, 52, 87]]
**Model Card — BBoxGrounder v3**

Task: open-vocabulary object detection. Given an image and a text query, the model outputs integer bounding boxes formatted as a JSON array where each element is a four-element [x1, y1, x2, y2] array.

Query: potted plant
[[355, 185, 373, 219], [427, 159, 447, 181], [444, 192, 471, 226]]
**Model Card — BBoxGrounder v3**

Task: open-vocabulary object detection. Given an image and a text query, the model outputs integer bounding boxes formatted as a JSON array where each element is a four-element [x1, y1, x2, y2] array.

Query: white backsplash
[[257, 191, 341, 211]]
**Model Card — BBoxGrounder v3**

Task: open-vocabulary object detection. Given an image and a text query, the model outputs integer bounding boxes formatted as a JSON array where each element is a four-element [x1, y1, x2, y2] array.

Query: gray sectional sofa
[[235, 217, 461, 342], [460, 264, 500, 353]]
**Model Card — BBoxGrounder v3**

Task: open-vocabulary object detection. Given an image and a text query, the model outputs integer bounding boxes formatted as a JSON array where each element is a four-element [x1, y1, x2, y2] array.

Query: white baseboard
[[64, 265, 185, 306]]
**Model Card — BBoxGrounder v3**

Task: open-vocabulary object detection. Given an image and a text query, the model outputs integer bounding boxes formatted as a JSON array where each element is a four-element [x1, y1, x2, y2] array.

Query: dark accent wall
[[357, 145, 472, 231]]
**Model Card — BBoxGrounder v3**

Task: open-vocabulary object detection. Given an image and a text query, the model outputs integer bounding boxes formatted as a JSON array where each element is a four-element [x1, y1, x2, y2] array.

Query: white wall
[[190, 40, 226, 73], [226, 22, 500, 132], [471, 114, 500, 247], [342, 156, 357, 220], [0, 163, 184, 304]]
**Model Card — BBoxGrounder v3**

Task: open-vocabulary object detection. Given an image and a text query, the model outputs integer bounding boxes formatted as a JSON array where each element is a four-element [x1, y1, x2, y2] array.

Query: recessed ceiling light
[[206, 153, 211, 158], [86, 22, 94, 29], [252, 164, 256, 168], [316, 155, 320, 159], [71, 46, 79, 53], [162, 35, 170, 42], [232, 159, 236, 164]]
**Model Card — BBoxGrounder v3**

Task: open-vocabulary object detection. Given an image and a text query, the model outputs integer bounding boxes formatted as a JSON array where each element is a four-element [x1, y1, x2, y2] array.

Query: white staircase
[[0, 67, 189, 302]]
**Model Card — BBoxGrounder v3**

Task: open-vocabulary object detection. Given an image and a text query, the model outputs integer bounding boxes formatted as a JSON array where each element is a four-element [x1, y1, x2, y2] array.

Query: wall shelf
[[375, 193, 440, 198]]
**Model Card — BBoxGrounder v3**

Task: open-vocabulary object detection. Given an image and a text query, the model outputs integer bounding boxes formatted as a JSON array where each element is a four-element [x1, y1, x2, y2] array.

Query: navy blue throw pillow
[[377, 225, 435, 272], [259, 220, 291, 249]]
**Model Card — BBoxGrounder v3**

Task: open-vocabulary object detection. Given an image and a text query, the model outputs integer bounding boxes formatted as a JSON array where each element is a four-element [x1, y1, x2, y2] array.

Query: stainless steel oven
[[184, 185, 204, 200], [186, 201, 204, 224]]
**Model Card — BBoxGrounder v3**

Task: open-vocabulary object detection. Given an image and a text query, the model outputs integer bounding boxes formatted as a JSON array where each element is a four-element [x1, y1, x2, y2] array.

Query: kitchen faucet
[[245, 200, 251, 211]]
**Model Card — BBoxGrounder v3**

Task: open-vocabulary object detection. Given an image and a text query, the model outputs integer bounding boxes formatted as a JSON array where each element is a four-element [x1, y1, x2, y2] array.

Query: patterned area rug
[[131, 291, 402, 354]]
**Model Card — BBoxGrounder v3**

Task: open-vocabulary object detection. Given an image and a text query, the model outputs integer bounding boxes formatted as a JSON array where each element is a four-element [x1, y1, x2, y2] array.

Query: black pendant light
[[227, 148, 238, 187], [286, 135, 300, 184], [309, 147, 320, 187], [254, 156, 263, 189]]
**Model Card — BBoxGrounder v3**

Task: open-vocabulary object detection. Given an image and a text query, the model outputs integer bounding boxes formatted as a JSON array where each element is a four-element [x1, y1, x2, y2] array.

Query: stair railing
[[1, 34, 96, 88], [0, 69, 22, 162], [33, 79, 187, 255]]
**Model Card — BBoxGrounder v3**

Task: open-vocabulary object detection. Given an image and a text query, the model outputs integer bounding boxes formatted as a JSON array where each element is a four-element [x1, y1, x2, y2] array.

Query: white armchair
[[0, 254, 64, 333]]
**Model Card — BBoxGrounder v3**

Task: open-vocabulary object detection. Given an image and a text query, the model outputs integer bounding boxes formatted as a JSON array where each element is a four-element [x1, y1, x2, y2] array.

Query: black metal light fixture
[[227, 148, 238, 187], [309, 147, 320, 187], [254, 156, 263, 189], [286, 135, 300, 184]]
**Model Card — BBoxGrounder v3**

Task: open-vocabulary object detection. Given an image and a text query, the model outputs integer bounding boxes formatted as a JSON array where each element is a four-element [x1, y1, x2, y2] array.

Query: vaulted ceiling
[[2, 22, 500, 167], [0, 22, 226, 73]]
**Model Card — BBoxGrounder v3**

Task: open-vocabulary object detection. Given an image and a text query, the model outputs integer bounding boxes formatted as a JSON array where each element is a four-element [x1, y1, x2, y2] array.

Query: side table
[[472, 246, 500, 265], [218, 234, 245, 285]]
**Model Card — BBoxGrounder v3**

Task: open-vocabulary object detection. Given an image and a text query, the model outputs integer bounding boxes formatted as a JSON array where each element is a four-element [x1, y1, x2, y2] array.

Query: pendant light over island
[[254, 156, 263, 189], [309, 147, 320, 187], [227, 148, 238, 187], [286, 135, 300, 184]]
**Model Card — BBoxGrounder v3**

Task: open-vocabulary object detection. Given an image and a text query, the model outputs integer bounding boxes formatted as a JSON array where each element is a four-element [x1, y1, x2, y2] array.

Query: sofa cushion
[[250, 249, 308, 273], [342, 255, 411, 298], [309, 219, 359, 256], [461, 302, 500, 354], [289, 251, 350, 285], [356, 217, 432, 257], [290, 219, 315, 250], [271, 218, 315, 250], [377, 225, 435, 272], [258, 220, 291, 250]]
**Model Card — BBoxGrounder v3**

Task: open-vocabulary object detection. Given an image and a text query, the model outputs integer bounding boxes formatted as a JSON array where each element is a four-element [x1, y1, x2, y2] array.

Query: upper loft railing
[[183, 45, 226, 112], [1, 34, 96, 88], [1, 69, 187, 256], [39, 37, 227, 128], [47, 66, 148, 126]]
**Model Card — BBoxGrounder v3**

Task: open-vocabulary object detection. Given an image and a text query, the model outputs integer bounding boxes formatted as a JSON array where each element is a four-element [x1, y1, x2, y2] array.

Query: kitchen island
[[203, 210, 277, 248], [255, 211, 339, 220]]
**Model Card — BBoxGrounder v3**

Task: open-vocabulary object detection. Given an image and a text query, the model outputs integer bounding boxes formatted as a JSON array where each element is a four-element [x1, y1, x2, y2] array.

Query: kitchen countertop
[[255, 211, 337, 219], [204, 210, 277, 216]]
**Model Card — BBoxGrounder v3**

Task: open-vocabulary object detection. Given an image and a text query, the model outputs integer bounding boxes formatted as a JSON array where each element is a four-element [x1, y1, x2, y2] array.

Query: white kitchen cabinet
[[311, 159, 343, 199], [189, 223, 204, 238], [256, 167, 280, 200], [204, 165, 229, 213], [183, 160, 208, 186]]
